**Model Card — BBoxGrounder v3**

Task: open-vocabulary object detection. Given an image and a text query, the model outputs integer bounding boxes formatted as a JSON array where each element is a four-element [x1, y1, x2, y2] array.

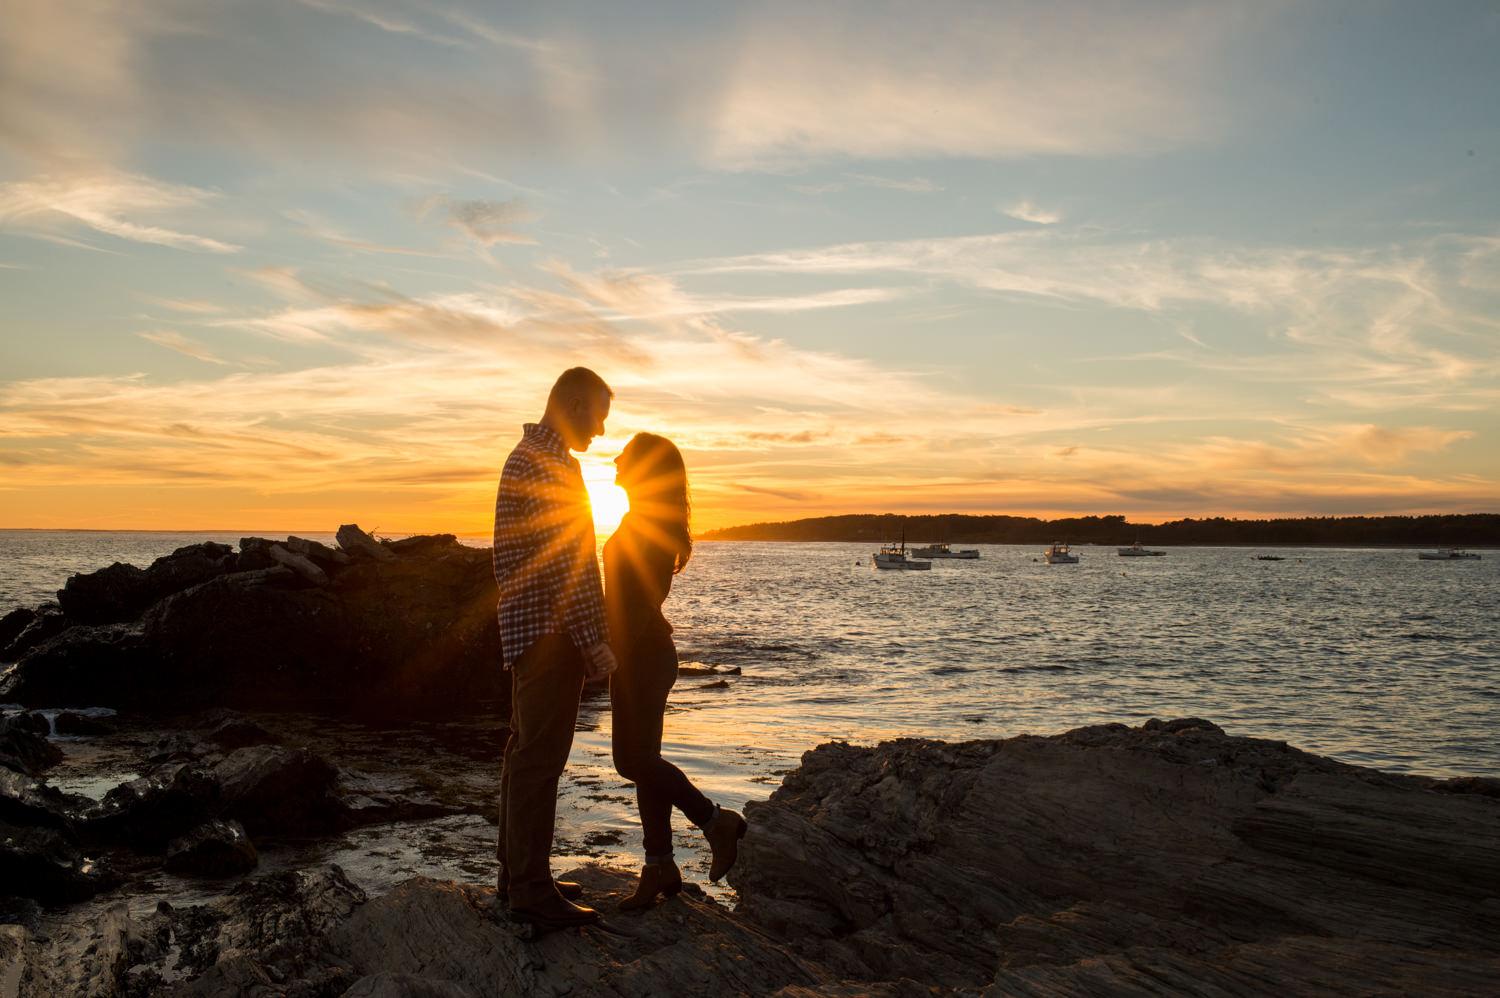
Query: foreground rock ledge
[[3, 719, 1497, 997]]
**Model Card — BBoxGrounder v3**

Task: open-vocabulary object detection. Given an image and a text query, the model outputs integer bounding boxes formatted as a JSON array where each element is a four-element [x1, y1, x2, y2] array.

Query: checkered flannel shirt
[[492, 422, 608, 668]]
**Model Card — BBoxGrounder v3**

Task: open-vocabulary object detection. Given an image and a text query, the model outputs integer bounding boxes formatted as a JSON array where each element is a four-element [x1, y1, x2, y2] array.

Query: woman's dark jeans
[[610, 635, 715, 857]]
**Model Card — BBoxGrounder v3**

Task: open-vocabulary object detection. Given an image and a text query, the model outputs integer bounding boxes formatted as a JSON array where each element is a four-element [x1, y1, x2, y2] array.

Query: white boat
[[909, 542, 980, 559], [1117, 541, 1165, 557], [1418, 547, 1481, 560], [1043, 541, 1079, 564], [872, 534, 932, 570]]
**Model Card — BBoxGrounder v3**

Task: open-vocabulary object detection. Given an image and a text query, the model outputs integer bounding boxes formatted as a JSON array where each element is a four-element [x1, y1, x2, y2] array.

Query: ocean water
[[3, 532, 1496, 779], [4, 531, 1498, 902]]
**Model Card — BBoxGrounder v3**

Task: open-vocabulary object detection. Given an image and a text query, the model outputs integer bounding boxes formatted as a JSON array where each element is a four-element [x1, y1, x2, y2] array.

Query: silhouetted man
[[493, 367, 617, 928]]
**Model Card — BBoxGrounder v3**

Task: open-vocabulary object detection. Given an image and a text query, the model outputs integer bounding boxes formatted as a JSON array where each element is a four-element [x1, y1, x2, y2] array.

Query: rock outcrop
[[1, 719, 1495, 996], [0, 526, 503, 715], [731, 718, 1500, 995]]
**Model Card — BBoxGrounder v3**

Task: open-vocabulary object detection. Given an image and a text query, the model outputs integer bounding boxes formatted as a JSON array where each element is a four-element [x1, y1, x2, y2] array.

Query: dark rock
[[337, 523, 395, 562], [0, 607, 36, 651], [286, 535, 350, 566], [0, 714, 64, 775], [213, 745, 344, 836], [55, 560, 149, 624], [56, 542, 236, 625], [9, 710, 50, 736], [0, 768, 82, 830], [53, 710, 111, 736], [2, 533, 503, 716], [236, 535, 280, 572], [0, 818, 119, 903], [84, 762, 221, 852], [1, 603, 67, 661], [165, 819, 259, 877], [205, 715, 280, 751]]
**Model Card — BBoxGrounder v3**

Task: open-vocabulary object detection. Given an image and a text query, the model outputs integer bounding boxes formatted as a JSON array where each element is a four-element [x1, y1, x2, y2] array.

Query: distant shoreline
[[700, 512, 1500, 547]]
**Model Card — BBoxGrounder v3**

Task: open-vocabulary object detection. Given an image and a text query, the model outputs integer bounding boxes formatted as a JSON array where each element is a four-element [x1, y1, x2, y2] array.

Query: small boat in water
[[872, 533, 932, 570], [1418, 547, 1482, 560], [909, 542, 980, 559], [1117, 541, 1165, 557], [1043, 541, 1079, 564]]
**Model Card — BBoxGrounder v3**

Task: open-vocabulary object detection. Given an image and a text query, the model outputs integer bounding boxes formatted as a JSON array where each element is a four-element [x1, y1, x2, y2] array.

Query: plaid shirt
[[492, 422, 608, 668]]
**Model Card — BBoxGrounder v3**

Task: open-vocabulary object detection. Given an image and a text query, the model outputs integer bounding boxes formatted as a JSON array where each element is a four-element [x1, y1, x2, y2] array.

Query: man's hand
[[583, 642, 618, 681]]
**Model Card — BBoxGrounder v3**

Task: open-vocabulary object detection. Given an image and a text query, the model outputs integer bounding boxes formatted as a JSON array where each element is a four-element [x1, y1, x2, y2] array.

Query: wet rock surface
[[0, 718, 1494, 996], [0, 526, 504, 715]]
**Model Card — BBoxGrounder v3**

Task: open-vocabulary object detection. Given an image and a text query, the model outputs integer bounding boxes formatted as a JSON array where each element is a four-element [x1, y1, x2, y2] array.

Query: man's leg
[[496, 668, 516, 884], [502, 633, 586, 909]]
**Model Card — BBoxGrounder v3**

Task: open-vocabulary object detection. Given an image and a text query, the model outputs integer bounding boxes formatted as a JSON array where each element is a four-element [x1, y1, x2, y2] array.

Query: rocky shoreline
[[3, 532, 1498, 995], [1, 714, 1496, 996]]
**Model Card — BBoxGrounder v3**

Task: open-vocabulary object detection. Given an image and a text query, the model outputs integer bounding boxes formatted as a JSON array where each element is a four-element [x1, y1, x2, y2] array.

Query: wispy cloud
[[846, 173, 942, 194], [136, 294, 227, 314], [1002, 201, 1061, 224], [0, 171, 241, 253], [138, 330, 230, 365], [293, 0, 469, 48]]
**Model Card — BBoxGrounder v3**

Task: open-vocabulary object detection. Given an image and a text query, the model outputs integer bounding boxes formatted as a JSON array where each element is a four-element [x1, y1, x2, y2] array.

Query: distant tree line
[[700, 513, 1500, 547]]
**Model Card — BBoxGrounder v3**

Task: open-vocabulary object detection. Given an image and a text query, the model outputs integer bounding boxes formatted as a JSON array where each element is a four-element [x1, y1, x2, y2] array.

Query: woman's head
[[614, 432, 692, 572]]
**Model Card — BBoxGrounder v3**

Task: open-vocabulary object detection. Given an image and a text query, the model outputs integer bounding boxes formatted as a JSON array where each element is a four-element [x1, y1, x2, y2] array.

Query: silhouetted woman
[[606, 432, 746, 910]]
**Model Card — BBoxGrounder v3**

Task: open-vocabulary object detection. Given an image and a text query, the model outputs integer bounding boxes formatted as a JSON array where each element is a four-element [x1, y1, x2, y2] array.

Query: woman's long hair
[[619, 432, 693, 574]]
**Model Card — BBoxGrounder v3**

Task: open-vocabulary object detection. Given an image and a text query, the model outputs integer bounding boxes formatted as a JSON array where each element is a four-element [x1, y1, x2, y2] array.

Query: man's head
[[542, 367, 613, 452]]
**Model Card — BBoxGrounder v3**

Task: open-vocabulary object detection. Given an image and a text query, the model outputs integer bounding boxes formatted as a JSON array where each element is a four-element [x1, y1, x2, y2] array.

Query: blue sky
[[1, 0, 1497, 531]]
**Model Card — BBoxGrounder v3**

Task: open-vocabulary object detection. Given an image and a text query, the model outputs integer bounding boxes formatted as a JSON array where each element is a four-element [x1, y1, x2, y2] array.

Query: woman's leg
[[611, 638, 714, 857]]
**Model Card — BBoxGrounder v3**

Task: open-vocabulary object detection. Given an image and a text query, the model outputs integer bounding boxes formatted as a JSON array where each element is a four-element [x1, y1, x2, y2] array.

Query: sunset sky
[[3, 0, 1498, 534]]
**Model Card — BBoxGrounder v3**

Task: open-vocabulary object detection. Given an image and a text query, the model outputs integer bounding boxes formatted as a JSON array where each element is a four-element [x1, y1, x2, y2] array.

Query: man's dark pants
[[497, 632, 586, 908]]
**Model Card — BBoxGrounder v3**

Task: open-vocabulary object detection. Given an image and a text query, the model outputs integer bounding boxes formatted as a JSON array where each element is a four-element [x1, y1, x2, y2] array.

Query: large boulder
[[164, 819, 259, 877], [0, 715, 63, 775], [212, 745, 344, 837]]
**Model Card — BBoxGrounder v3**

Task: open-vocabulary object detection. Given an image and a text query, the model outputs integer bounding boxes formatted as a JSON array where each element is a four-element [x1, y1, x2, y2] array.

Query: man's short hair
[[547, 367, 612, 410]]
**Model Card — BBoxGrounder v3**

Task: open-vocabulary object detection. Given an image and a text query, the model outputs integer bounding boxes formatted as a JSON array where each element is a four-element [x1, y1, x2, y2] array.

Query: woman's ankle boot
[[619, 857, 682, 912], [706, 808, 747, 882]]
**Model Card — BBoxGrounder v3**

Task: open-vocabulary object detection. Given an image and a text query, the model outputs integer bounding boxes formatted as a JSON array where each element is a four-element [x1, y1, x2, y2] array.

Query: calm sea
[[4, 530, 1498, 902]]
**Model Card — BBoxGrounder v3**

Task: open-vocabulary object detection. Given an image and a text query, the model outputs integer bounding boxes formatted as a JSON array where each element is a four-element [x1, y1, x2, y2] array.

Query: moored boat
[[872, 533, 932, 570], [1417, 547, 1481, 560], [1117, 541, 1165, 557], [1043, 541, 1079, 564], [909, 542, 980, 559]]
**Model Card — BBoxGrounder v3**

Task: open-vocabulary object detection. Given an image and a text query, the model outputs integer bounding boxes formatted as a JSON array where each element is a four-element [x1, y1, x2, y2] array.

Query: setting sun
[[584, 469, 630, 537]]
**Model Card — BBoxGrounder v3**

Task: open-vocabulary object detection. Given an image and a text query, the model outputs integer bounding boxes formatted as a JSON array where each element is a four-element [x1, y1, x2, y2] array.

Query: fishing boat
[[909, 542, 980, 559], [872, 533, 932, 570], [1417, 547, 1482, 560], [1043, 541, 1079, 564], [1117, 541, 1165, 557]]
